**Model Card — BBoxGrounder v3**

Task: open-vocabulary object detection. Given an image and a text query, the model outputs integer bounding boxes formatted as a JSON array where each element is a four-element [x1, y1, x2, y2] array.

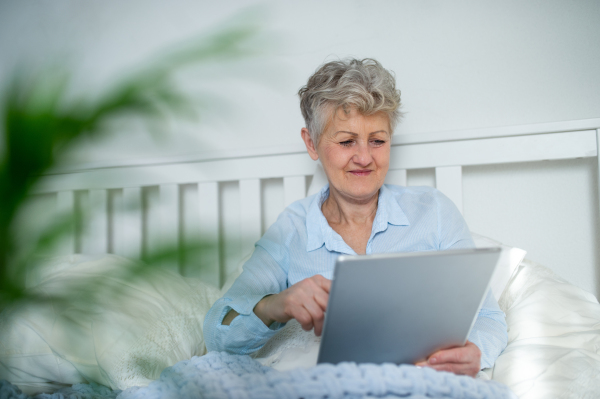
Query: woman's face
[[302, 107, 391, 203]]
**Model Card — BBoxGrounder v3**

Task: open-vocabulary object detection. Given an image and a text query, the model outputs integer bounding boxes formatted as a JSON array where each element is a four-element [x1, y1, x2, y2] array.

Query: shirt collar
[[373, 184, 410, 230], [305, 184, 410, 253]]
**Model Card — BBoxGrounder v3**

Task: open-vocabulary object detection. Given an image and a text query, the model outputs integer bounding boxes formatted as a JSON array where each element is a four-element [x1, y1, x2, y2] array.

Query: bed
[[1, 118, 599, 398]]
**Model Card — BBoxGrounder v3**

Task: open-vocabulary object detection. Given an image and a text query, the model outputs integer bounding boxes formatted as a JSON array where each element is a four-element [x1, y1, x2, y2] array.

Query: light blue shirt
[[204, 184, 508, 369]]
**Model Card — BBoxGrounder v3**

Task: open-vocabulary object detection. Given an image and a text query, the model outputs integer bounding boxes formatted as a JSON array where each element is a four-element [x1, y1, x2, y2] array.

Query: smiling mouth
[[349, 170, 372, 176]]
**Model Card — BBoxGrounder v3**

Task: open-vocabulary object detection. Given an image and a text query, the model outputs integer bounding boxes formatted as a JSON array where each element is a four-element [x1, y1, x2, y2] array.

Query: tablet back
[[317, 247, 501, 365]]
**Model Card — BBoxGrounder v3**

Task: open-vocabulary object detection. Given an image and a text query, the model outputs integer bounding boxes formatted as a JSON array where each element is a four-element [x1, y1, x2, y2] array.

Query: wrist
[[253, 295, 276, 327]]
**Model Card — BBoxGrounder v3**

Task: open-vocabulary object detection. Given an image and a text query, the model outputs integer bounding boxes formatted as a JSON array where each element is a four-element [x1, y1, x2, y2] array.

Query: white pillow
[[471, 233, 526, 300], [0, 254, 221, 394], [493, 259, 600, 397]]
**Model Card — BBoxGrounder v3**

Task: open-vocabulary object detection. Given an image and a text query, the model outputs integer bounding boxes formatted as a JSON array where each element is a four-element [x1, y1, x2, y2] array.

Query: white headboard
[[31, 118, 600, 291]]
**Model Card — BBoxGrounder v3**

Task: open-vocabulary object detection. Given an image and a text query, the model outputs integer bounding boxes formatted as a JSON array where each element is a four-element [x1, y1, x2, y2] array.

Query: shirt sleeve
[[203, 245, 288, 354], [468, 291, 509, 369], [434, 189, 508, 369]]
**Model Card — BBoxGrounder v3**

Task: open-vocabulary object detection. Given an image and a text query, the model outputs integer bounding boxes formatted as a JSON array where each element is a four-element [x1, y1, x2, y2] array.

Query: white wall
[[2, 0, 599, 163], [1, 1, 599, 294]]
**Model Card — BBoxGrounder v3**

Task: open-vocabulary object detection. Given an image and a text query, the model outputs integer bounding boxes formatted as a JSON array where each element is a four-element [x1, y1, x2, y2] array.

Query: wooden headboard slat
[[240, 179, 263, 262], [117, 187, 143, 260], [435, 166, 463, 214], [283, 176, 308, 208], [196, 182, 221, 287]]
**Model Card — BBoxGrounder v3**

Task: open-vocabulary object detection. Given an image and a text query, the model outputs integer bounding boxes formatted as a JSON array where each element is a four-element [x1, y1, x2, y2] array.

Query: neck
[[322, 186, 379, 226]]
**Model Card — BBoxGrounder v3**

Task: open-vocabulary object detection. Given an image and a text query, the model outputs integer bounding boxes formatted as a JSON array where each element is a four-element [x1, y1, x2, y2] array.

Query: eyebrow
[[334, 130, 389, 136]]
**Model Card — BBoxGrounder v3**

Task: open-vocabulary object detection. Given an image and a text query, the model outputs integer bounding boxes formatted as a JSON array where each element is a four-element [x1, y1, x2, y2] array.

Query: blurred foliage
[[0, 11, 263, 310]]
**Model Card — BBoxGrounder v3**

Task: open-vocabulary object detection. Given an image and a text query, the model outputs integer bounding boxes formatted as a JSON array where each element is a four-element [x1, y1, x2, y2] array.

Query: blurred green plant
[[0, 12, 263, 310]]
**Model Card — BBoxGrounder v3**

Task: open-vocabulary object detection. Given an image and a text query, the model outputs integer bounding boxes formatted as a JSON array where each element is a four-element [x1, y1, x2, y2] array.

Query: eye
[[339, 140, 354, 147], [371, 139, 387, 146]]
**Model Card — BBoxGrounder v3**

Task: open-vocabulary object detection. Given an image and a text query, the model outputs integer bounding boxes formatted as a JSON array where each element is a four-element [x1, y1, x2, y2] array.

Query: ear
[[301, 128, 319, 161]]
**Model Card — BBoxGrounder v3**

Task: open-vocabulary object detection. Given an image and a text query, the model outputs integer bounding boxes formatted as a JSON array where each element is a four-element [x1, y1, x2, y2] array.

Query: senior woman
[[204, 58, 508, 377]]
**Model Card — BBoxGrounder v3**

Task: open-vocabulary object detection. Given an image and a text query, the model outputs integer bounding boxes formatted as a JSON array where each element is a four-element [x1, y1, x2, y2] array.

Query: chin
[[345, 186, 381, 201], [330, 177, 383, 199]]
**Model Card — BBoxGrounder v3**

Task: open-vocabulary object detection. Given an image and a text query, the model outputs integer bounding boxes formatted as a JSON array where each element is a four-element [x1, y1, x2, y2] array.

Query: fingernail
[[429, 357, 437, 364]]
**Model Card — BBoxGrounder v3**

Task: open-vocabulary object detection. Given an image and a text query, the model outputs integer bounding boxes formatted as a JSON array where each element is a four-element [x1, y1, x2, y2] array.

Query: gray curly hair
[[298, 58, 402, 144]]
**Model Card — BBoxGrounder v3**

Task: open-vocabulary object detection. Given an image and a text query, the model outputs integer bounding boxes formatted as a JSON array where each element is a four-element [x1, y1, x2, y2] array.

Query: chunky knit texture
[[120, 352, 516, 399]]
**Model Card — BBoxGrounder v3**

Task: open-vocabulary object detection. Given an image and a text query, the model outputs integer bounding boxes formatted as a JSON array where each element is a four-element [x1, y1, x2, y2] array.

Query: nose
[[352, 140, 373, 167]]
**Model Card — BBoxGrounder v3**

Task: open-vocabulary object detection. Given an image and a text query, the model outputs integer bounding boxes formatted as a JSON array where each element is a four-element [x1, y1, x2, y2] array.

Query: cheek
[[373, 147, 391, 168], [321, 146, 351, 168]]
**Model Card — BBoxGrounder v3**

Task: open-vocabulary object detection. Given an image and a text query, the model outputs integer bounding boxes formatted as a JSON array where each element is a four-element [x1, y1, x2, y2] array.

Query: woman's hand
[[253, 274, 331, 336], [415, 340, 481, 377]]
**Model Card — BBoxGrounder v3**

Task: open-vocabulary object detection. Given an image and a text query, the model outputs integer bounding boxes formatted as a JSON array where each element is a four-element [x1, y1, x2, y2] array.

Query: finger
[[428, 347, 470, 365], [432, 342, 481, 365], [292, 306, 315, 331], [313, 317, 325, 337], [294, 277, 328, 309], [302, 301, 325, 335], [303, 296, 324, 318], [426, 344, 480, 377], [313, 274, 332, 293], [314, 290, 329, 310]]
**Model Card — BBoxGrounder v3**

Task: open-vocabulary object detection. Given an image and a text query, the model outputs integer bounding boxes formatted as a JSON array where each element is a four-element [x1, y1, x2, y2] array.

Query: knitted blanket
[[120, 352, 515, 399], [1, 352, 516, 399]]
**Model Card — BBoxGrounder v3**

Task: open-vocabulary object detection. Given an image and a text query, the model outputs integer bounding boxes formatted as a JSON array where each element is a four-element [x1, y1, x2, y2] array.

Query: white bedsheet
[[494, 259, 600, 398]]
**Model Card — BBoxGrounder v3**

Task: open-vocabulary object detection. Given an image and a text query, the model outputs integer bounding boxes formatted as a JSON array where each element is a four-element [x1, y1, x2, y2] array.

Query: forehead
[[324, 107, 391, 135]]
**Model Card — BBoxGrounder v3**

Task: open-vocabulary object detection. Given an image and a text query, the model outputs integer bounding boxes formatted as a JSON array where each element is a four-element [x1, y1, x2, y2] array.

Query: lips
[[349, 170, 373, 176]]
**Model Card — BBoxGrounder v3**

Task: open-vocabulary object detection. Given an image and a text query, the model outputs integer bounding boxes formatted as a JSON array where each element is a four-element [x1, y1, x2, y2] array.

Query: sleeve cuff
[[214, 293, 285, 354], [244, 308, 285, 334], [232, 293, 285, 335]]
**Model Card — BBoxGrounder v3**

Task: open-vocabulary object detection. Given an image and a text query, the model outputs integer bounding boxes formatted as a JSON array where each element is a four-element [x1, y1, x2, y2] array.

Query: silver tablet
[[317, 247, 501, 365]]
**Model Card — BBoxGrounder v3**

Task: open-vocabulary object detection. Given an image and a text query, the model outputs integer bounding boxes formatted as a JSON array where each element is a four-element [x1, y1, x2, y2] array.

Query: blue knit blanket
[[122, 352, 515, 399], [1, 352, 516, 399]]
